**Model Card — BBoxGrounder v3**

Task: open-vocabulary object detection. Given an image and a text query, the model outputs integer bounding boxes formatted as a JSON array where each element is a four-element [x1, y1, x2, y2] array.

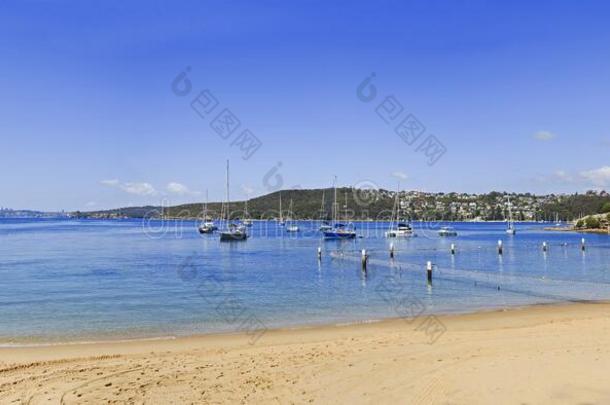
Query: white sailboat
[[243, 199, 252, 227], [506, 196, 516, 235], [385, 182, 414, 238], [286, 198, 299, 232], [198, 190, 217, 234], [323, 177, 356, 239], [278, 192, 285, 226], [219, 160, 248, 241], [319, 190, 332, 231]]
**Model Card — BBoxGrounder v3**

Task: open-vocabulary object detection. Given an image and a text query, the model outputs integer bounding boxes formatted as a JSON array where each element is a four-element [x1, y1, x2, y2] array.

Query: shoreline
[[544, 226, 610, 234], [0, 299, 606, 355], [3, 301, 610, 403], [0, 299, 596, 348]]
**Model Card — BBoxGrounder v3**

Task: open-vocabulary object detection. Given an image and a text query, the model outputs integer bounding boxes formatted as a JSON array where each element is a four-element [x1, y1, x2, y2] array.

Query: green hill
[[76, 189, 610, 222]]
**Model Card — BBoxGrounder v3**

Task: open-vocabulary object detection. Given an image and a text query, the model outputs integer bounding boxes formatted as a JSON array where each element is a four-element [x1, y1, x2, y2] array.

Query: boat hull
[[385, 230, 414, 238], [198, 223, 217, 234], [438, 231, 457, 236], [323, 231, 356, 239], [219, 231, 248, 241]]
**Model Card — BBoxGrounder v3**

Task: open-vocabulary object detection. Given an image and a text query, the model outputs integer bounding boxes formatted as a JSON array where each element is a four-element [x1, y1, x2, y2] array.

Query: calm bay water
[[1, 218, 610, 344]]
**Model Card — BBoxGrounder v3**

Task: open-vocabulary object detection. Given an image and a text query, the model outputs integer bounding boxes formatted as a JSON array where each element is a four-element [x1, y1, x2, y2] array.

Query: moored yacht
[[219, 160, 248, 242], [286, 199, 299, 232], [220, 223, 248, 241], [198, 221, 217, 234], [385, 183, 414, 238], [438, 226, 457, 237], [323, 177, 356, 239], [243, 199, 253, 227], [386, 222, 414, 237], [198, 190, 217, 234]]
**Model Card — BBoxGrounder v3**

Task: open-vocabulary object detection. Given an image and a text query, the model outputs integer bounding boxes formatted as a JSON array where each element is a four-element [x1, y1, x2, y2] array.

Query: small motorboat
[[438, 226, 457, 237], [286, 225, 300, 232], [243, 218, 253, 227]]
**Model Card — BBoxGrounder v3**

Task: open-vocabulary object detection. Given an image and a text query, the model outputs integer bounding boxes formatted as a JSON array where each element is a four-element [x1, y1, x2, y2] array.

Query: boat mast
[[507, 196, 513, 228], [391, 181, 400, 230], [204, 189, 208, 220], [226, 160, 230, 222], [344, 191, 348, 222], [320, 190, 325, 221], [279, 192, 283, 222], [333, 176, 338, 224], [396, 181, 401, 224]]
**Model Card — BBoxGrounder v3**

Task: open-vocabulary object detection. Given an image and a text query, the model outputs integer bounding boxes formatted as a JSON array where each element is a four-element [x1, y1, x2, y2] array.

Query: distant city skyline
[[2, 0, 610, 211]]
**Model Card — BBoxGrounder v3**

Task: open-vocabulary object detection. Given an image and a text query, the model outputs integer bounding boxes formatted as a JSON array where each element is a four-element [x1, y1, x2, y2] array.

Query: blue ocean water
[[1, 218, 609, 344]]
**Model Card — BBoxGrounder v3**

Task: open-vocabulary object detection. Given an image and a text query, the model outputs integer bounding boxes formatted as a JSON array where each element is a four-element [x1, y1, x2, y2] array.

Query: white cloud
[[166, 182, 201, 196], [166, 182, 189, 195], [537, 166, 610, 189], [85, 201, 97, 207], [101, 179, 157, 196], [553, 170, 574, 183], [392, 171, 408, 180], [122, 182, 156, 196], [580, 166, 610, 187], [533, 130, 556, 141]]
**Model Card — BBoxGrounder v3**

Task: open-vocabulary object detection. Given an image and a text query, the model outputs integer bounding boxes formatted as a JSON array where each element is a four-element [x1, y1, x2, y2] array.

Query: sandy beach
[[1, 303, 610, 404]]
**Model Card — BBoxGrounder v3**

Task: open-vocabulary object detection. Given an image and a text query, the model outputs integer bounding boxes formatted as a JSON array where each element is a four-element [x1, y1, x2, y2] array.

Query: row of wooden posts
[[317, 237, 588, 282]]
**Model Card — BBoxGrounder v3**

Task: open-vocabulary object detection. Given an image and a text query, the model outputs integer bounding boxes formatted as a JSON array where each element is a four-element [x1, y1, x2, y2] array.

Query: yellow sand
[[2, 303, 610, 404]]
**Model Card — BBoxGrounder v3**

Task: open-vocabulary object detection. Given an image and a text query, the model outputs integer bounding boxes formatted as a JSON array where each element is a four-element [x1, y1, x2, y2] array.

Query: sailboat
[[286, 199, 299, 232], [219, 160, 248, 241], [243, 199, 253, 227], [198, 190, 217, 234], [278, 192, 285, 226], [554, 212, 561, 227], [505, 196, 516, 235], [385, 183, 414, 237], [319, 190, 332, 231], [323, 177, 356, 239]]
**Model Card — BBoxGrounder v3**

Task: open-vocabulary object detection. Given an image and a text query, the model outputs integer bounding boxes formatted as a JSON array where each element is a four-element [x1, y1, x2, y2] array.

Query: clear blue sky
[[2, 0, 610, 211]]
